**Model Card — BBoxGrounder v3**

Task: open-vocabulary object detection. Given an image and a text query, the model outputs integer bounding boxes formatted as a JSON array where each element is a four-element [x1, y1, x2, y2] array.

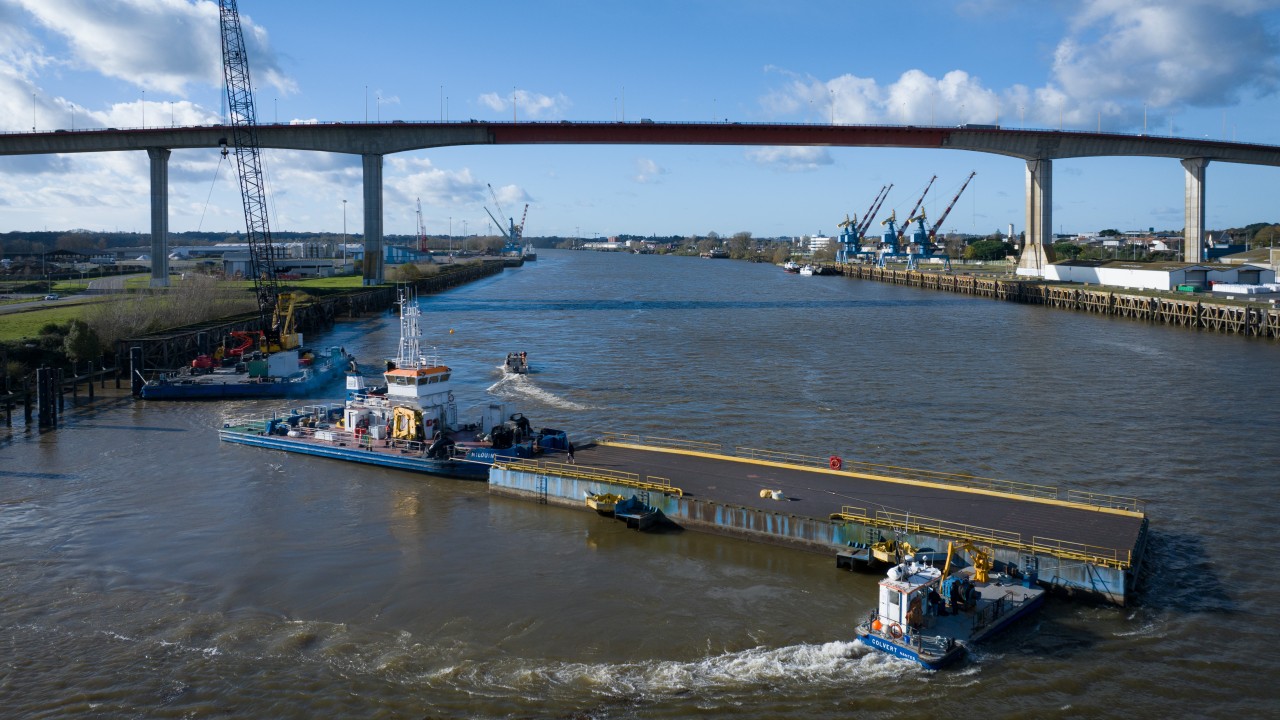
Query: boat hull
[[141, 349, 348, 400], [855, 625, 964, 670], [218, 426, 492, 480], [141, 374, 338, 400]]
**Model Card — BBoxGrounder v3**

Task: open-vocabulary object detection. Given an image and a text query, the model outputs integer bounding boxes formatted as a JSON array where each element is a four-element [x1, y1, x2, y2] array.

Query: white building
[[1044, 260, 1274, 291], [807, 234, 833, 254]]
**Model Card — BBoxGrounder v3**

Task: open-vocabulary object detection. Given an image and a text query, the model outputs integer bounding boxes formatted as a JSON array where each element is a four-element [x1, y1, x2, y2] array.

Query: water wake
[[487, 373, 593, 411], [422, 640, 916, 699]]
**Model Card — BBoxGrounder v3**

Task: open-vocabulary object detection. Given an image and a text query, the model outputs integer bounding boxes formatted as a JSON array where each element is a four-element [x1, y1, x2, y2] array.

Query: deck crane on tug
[[218, 0, 306, 361]]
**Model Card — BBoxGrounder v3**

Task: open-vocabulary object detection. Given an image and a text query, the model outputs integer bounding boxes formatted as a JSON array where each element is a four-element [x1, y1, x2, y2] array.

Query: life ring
[[887, 622, 903, 639], [447, 392, 455, 403], [829, 456, 843, 471]]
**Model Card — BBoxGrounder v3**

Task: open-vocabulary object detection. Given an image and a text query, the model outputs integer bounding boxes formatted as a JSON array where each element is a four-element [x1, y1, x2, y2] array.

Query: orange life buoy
[[829, 455, 842, 471], [887, 622, 903, 639]]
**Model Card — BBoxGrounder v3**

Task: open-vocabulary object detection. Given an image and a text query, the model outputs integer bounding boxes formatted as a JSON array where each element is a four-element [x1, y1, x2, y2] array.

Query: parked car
[[43, 294, 59, 300]]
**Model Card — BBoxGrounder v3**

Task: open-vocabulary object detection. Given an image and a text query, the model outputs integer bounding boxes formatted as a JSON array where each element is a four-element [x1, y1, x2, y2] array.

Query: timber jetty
[[831, 265, 1280, 338]]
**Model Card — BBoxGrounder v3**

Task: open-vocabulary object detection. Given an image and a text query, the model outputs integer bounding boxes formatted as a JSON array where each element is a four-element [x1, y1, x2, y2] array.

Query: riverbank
[[829, 264, 1280, 338]]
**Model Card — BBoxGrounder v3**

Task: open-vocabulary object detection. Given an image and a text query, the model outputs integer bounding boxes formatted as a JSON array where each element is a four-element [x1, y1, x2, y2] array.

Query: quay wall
[[834, 264, 1280, 339], [488, 465, 1135, 606]]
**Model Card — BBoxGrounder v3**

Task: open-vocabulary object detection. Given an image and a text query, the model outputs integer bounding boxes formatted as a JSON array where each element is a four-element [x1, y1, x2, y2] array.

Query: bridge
[[4, 121, 1278, 285]]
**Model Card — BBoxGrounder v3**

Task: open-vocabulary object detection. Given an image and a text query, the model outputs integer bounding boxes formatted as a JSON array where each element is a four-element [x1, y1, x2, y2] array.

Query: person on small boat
[[929, 587, 946, 616]]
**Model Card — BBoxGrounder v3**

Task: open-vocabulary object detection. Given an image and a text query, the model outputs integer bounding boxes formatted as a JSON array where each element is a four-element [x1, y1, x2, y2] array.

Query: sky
[[2, 0, 1280, 240]]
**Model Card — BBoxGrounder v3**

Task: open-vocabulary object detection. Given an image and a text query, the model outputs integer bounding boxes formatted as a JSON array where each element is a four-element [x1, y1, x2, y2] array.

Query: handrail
[[497, 458, 684, 497], [829, 505, 1133, 569], [1065, 489, 1145, 514]]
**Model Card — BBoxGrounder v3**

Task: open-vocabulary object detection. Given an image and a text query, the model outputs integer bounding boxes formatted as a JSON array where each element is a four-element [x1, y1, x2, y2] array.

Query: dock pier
[[490, 435, 1148, 606], [830, 264, 1280, 338]]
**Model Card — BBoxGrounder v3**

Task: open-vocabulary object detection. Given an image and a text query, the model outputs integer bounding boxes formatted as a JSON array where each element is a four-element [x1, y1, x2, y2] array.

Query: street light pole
[[342, 199, 348, 264]]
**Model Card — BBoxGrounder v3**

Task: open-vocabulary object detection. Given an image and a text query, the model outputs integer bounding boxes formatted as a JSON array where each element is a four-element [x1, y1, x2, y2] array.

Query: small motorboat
[[504, 352, 529, 374]]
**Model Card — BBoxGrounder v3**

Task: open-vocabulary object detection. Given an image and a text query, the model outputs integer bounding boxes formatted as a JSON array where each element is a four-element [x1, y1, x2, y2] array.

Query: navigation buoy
[[829, 456, 842, 471]]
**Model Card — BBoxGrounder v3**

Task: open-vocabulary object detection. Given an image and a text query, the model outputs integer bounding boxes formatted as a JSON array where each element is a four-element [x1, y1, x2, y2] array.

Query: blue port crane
[[926, 171, 976, 244], [897, 175, 936, 243], [857, 184, 893, 240]]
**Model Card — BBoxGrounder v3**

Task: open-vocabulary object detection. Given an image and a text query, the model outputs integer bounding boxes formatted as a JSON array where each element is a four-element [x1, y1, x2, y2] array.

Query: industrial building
[[1044, 260, 1275, 292]]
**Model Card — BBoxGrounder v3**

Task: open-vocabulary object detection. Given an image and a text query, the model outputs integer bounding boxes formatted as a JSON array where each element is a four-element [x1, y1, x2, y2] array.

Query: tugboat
[[782, 261, 802, 274], [854, 541, 1044, 669], [504, 351, 529, 374], [219, 287, 567, 479]]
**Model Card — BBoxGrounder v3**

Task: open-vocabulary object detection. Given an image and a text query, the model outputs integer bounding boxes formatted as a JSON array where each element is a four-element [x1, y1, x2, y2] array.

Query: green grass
[[0, 306, 86, 341]]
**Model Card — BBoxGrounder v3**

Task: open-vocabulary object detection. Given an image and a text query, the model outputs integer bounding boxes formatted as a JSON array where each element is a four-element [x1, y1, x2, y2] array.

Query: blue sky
[[2, 0, 1280, 240]]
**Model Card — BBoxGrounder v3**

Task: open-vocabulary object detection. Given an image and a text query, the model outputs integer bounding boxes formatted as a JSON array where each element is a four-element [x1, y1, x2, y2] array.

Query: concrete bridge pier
[[146, 147, 171, 287], [1182, 157, 1209, 263], [362, 153, 385, 285], [1016, 158, 1056, 275]]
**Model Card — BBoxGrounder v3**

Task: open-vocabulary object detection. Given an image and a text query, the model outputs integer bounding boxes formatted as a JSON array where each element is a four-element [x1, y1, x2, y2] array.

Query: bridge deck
[[573, 443, 1145, 561]]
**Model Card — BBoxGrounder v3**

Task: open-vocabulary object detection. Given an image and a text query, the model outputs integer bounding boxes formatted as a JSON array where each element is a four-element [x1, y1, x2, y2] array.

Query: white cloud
[[746, 146, 833, 172], [11, 0, 294, 96], [384, 155, 489, 209], [762, 1, 1280, 130], [477, 88, 570, 119], [634, 157, 666, 183], [763, 68, 1001, 126], [1053, 0, 1280, 108]]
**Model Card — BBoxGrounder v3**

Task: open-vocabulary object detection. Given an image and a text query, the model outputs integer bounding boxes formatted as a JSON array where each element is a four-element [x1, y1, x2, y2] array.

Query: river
[[2, 249, 1276, 718]]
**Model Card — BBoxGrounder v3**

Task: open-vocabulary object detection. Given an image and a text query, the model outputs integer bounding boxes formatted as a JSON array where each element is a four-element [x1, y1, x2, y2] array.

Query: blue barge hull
[[218, 426, 491, 479], [488, 438, 1148, 606], [218, 403, 567, 481]]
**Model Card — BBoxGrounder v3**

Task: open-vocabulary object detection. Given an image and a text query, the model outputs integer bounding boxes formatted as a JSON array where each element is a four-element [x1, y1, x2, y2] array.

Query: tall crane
[[856, 184, 893, 239], [926, 171, 977, 243], [517, 203, 529, 241], [897, 175, 936, 242], [415, 197, 429, 252], [218, 0, 287, 349], [484, 206, 511, 239], [486, 183, 514, 236]]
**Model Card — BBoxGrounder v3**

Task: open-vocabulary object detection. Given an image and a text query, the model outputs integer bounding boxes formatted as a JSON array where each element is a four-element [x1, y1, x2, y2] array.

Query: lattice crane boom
[[928, 172, 977, 242], [897, 175, 936, 241], [218, 0, 279, 344], [416, 197, 428, 251], [858, 184, 893, 237]]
